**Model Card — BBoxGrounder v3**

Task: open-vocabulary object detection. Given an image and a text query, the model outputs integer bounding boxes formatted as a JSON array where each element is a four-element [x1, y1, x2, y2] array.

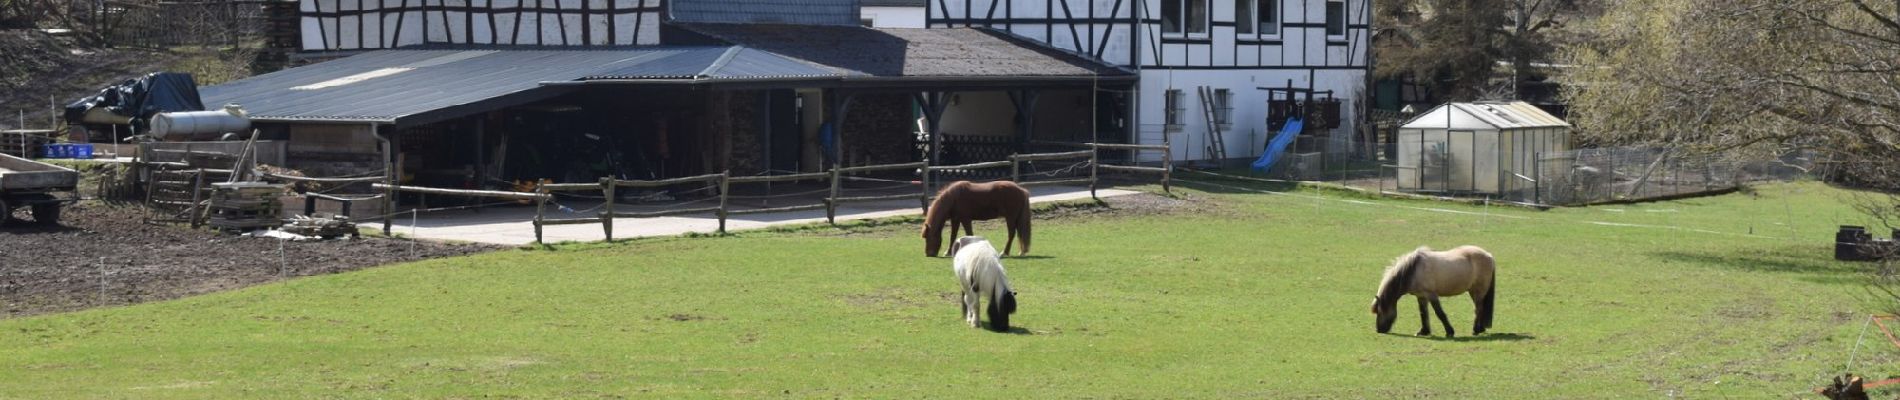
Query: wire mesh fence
[[1243, 140, 1816, 207]]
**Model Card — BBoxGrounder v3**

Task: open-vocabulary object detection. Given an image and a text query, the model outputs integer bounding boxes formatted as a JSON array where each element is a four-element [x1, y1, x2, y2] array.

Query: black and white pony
[[951, 236, 1018, 332], [1371, 245, 1497, 338]]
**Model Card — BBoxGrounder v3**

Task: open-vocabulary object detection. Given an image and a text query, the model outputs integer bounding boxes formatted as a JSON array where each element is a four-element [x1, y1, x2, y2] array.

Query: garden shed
[[1395, 101, 1571, 195]]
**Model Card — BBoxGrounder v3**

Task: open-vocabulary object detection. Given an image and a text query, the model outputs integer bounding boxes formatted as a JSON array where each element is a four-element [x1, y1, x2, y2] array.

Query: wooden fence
[[190, 144, 1171, 243]]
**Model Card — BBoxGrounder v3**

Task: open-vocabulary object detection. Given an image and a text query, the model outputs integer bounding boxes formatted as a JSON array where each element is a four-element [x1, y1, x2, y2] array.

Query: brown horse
[[922, 181, 1032, 257]]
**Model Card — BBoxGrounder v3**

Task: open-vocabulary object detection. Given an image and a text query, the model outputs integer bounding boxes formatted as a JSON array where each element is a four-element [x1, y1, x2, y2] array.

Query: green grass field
[[1, 179, 1893, 398]]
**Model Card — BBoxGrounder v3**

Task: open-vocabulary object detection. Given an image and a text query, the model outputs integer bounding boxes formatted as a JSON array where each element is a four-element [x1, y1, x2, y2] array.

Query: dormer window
[[1161, 0, 1209, 36]]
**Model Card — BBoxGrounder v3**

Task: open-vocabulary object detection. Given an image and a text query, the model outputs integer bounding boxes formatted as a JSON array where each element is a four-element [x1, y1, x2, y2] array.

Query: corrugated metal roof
[[670, 0, 860, 26], [675, 24, 1133, 78], [1400, 101, 1571, 130], [200, 46, 845, 125]]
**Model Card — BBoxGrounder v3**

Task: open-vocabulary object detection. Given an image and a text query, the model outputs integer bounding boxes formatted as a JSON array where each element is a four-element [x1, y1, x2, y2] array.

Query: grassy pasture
[[0, 180, 1891, 398]]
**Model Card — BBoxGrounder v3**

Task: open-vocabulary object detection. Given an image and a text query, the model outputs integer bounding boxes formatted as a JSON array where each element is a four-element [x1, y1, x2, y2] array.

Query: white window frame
[[1160, 0, 1211, 38], [1324, 0, 1347, 40], [1235, 0, 1280, 39], [1164, 89, 1186, 132]]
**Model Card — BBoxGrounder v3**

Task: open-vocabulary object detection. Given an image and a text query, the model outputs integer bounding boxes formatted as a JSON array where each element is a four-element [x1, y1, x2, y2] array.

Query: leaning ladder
[[1196, 86, 1228, 162]]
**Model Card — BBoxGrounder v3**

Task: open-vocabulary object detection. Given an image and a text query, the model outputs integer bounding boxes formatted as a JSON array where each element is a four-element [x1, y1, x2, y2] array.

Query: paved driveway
[[384, 185, 1136, 245]]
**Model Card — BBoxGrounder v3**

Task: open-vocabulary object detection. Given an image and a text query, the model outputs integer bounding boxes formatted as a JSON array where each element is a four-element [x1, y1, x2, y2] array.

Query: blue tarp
[[1252, 117, 1304, 171]]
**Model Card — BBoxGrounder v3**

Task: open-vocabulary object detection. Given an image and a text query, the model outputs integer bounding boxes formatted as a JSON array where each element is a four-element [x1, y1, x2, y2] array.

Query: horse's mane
[[923, 182, 970, 230], [1375, 246, 1431, 306]]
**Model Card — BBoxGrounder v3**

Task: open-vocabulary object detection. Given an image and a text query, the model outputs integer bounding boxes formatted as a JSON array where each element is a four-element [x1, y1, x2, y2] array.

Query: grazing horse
[[922, 181, 1032, 257], [1370, 246, 1496, 338], [951, 236, 1018, 332]]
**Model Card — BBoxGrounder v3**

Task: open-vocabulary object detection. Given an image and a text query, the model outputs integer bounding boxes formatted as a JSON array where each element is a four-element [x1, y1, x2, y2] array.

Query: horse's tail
[[1018, 205, 1032, 256], [1476, 267, 1496, 333]]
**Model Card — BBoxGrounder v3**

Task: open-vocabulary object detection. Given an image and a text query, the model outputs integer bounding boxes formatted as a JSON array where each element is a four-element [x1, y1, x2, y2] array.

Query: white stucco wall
[[1135, 68, 1366, 163], [862, 6, 926, 28]]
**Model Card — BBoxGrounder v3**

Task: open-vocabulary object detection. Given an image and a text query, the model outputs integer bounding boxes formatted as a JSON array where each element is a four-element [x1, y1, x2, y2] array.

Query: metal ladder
[[1196, 86, 1228, 162]]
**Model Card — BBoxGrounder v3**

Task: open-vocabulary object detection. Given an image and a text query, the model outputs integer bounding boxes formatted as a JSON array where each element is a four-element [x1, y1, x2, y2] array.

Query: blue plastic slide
[[1251, 117, 1304, 172]]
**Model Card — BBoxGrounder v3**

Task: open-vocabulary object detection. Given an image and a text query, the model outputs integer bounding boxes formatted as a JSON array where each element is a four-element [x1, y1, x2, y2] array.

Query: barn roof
[[198, 46, 840, 126], [671, 23, 1134, 85]]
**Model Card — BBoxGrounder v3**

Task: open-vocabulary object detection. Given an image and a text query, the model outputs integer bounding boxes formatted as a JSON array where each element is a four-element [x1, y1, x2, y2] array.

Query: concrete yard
[[385, 185, 1137, 245]]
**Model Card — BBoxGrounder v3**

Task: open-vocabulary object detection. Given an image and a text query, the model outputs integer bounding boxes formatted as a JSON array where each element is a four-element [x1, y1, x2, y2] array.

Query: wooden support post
[[826, 164, 840, 224], [600, 177, 614, 241], [533, 185, 547, 244], [188, 169, 206, 228], [717, 170, 730, 234]]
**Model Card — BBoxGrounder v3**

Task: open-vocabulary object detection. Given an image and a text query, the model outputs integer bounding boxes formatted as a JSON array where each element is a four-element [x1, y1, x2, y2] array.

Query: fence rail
[[130, 144, 1174, 243], [519, 144, 1172, 243]]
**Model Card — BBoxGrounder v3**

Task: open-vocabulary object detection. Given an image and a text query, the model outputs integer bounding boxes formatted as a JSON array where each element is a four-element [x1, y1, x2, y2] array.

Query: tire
[[31, 203, 60, 226]]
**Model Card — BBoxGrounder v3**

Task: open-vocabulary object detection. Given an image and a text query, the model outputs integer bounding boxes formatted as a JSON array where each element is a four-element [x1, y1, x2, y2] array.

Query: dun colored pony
[[951, 236, 1018, 332], [922, 181, 1032, 257], [1370, 246, 1497, 338]]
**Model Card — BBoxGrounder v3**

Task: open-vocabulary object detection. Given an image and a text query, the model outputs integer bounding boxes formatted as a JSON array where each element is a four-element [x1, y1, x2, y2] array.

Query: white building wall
[[862, 6, 926, 28], [1135, 68, 1365, 162], [932, 0, 1371, 163], [300, 0, 662, 51], [931, 0, 1138, 66]]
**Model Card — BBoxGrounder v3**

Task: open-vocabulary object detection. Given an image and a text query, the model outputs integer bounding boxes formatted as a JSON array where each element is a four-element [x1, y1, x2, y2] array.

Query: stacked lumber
[[282, 215, 357, 239], [207, 182, 285, 232], [0, 130, 54, 158]]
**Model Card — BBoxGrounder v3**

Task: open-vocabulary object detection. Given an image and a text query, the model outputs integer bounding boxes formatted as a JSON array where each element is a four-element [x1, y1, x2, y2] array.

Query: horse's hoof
[[1444, 332, 1456, 338], [1416, 330, 1431, 336]]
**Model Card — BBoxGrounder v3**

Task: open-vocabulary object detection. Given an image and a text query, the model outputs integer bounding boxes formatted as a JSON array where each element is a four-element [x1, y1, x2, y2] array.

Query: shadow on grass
[[1386, 332, 1536, 342], [979, 322, 1036, 335], [1653, 244, 1866, 285]]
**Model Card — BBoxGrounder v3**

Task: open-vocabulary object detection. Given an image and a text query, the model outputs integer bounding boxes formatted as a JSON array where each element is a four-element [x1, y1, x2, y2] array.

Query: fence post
[[1088, 146, 1099, 200], [1532, 152, 1542, 205], [533, 185, 547, 244], [188, 169, 205, 228], [304, 195, 316, 216], [920, 159, 932, 214], [1010, 154, 1021, 182], [601, 177, 614, 241], [717, 170, 731, 235], [1162, 149, 1173, 193], [826, 165, 840, 224]]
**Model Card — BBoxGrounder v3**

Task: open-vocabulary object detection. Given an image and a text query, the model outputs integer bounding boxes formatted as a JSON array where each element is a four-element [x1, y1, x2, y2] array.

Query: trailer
[[0, 152, 80, 226]]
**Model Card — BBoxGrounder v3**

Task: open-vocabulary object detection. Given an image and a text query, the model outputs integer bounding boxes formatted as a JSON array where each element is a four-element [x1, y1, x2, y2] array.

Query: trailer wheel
[[31, 203, 60, 226]]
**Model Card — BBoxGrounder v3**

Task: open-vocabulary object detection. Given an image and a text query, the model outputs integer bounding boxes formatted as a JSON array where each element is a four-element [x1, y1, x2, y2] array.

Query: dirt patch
[[0, 202, 497, 319], [1036, 191, 1201, 220]]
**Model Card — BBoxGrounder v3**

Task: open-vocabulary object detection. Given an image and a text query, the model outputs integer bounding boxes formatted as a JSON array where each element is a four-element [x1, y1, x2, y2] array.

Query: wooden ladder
[[1196, 86, 1228, 162]]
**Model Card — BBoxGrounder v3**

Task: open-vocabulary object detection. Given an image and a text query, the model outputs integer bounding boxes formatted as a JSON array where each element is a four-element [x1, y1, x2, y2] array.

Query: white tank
[[151, 104, 250, 140]]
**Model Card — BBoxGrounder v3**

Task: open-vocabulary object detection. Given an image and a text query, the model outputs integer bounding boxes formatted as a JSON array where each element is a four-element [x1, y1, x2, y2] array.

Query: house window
[[1213, 89, 1234, 128], [1165, 89, 1185, 132], [1161, 0, 1208, 35], [1237, 0, 1278, 36], [1325, 0, 1345, 37]]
